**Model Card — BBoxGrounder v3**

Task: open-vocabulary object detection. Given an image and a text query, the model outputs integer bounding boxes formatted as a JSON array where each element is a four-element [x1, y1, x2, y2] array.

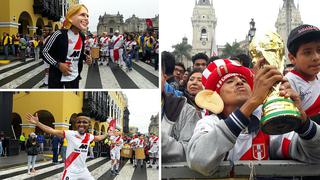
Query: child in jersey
[[148, 133, 159, 169], [109, 126, 123, 175], [286, 24, 320, 123], [133, 134, 146, 168], [26, 112, 108, 180], [42, 4, 92, 88]]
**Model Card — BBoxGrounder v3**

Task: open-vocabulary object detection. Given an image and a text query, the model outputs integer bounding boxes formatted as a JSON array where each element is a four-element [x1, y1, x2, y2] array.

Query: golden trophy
[[249, 32, 302, 135]]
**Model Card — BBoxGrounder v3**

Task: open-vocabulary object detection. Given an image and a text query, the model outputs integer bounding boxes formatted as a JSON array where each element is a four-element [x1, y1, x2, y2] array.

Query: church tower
[[275, 0, 302, 64], [191, 0, 217, 56]]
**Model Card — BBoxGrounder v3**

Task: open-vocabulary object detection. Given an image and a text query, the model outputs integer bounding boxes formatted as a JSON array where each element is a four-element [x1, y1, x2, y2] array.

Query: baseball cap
[[287, 24, 320, 52]]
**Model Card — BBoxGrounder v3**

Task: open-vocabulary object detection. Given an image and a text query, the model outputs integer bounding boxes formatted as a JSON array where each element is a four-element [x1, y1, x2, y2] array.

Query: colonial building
[[7, 91, 128, 138], [148, 113, 159, 136], [275, 0, 303, 64], [191, 0, 217, 57], [0, 0, 78, 37], [97, 12, 159, 35]]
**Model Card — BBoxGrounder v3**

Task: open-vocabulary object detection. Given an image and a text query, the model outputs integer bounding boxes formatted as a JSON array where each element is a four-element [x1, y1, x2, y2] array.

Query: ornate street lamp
[[248, 18, 256, 43]]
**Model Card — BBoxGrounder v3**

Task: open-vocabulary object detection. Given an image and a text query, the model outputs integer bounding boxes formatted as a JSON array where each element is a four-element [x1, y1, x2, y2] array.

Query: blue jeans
[[52, 148, 58, 163], [135, 47, 139, 62], [11, 44, 15, 56], [126, 51, 133, 69], [61, 146, 67, 162], [0, 141, 3, 155], [4, 45, 9, 59]]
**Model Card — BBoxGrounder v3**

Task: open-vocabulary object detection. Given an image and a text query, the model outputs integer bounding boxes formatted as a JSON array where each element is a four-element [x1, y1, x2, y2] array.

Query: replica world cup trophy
[[249, 32, 301, 135]]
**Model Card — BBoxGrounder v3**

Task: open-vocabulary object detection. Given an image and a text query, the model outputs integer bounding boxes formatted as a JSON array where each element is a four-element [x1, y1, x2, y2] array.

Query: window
[[200, 28, 208, 41]]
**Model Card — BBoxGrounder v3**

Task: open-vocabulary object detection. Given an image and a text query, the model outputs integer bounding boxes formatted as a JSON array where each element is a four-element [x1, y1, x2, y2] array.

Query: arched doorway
[[69, 113, 77, 130], [101, 125, 106, 135], [11, 113, 22, 139], [34, 110, 54, 136], [94, 122, 99, 135], [36, 18, 45, 36], [18, 11, 33, 35]]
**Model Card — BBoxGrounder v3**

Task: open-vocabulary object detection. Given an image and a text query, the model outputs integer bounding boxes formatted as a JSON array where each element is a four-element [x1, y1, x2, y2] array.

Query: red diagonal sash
[[111, 35, 123, 48], [63, 133, 90, 180], [103, 37, 109, 44]]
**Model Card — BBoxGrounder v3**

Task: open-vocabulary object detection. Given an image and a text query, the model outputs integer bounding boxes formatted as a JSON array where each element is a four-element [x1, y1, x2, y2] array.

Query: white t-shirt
[[149, 136, 159, 153], [61, 30, 83, 82], [286, 71, 320, 116], [134, 138, 145, 148], [100, 37, 109, 51], [88, 37, 98, 48], [63, 130, 94, 174], [111, 35, 124, 49], [110, 135, 123, 152], [125, 40, 137, 51]]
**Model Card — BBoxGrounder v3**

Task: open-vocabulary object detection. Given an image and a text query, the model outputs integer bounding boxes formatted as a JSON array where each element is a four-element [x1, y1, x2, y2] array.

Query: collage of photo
[[1, 0, 320, 180]]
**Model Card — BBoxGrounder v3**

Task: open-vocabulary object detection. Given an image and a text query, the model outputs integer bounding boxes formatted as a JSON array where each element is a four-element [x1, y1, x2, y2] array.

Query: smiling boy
[[286, 24, 320, 122]]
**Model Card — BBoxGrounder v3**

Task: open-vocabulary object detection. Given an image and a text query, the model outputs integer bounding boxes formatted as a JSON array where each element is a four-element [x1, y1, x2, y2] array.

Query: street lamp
[[248, 18, 256, 43]]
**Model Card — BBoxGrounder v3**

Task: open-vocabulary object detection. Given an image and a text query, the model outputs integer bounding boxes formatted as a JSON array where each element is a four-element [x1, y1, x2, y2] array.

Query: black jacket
[[26, 138, 39, 156], [42, 29, 86, 87]]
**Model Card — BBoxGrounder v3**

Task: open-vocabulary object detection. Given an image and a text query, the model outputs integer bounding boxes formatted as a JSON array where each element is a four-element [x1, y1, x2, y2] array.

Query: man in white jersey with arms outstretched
[[26, 112, 107, 180]]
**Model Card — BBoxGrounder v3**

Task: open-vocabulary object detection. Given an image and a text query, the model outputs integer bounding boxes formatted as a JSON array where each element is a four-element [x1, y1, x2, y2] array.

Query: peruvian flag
[[145, 19, 153, 28], [107, 117, 116, 131]]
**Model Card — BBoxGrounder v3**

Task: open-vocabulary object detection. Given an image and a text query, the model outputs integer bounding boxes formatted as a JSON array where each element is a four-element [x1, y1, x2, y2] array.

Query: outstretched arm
[[26, 113, 64, 138], [94, 134, 108, 142]]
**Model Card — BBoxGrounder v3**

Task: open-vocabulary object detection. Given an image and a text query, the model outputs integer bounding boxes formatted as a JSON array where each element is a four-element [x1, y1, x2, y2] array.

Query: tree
[[172, 42, 192, 63], [221, 41, 245, 58]]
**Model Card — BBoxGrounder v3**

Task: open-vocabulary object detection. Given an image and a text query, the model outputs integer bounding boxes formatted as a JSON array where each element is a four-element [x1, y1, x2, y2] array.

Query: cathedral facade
[[275, 0, 303, 64], [191, 0, 217, 56], [97, 12, 159, 35]]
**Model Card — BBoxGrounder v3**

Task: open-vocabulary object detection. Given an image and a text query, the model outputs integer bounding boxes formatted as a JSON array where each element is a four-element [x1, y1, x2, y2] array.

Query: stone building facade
[[97, 12, 159, 35]]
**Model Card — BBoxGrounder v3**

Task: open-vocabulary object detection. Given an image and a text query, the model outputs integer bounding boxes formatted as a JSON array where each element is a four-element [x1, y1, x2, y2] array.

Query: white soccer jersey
[[111, 35, 124, 49], [286, 71, 320, 116], [62, 130, 94, 178], [61, 30, 83, 82], [110, 135, 123, 152], [149, 136, 159, 153], [125, 40, 136, 51], [135, 138, 145, 148], [100, 37, 109, 49]]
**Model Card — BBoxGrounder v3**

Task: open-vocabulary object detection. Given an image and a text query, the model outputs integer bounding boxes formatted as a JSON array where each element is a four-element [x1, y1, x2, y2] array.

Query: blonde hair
[[64, 4, 88, 29]]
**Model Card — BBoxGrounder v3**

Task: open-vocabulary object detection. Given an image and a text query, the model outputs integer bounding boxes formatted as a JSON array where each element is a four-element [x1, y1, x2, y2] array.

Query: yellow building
[[0, 0, 78, 37], [12, 91, 127, 137]]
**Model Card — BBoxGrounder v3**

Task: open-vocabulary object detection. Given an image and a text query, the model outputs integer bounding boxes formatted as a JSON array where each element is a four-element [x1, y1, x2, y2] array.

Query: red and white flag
[[145, 19, 153, 28]]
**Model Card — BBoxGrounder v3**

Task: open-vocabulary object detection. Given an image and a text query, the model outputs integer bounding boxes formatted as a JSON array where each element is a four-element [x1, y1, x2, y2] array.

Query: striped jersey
[[286, 71, 320, 117], [63, 130, 94, 174]]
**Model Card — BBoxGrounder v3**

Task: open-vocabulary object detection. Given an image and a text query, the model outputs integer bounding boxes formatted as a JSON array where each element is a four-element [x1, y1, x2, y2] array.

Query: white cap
[[115, 30, 119, 33]]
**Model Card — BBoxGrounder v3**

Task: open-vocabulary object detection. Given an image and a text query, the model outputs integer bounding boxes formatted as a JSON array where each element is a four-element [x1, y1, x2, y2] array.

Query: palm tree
[[172, 42, 192, 63], [221, 41, 245, 58]]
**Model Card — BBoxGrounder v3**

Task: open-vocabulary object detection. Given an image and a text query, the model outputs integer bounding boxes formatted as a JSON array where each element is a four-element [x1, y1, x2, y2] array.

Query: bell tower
[[275, 0, 302, 64], [191, 0, 217, 56]]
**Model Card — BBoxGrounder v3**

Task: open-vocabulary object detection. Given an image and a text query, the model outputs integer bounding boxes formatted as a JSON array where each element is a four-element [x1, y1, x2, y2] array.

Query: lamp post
[[246, 18, 256, 67], [248, 18, 256, 43]]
